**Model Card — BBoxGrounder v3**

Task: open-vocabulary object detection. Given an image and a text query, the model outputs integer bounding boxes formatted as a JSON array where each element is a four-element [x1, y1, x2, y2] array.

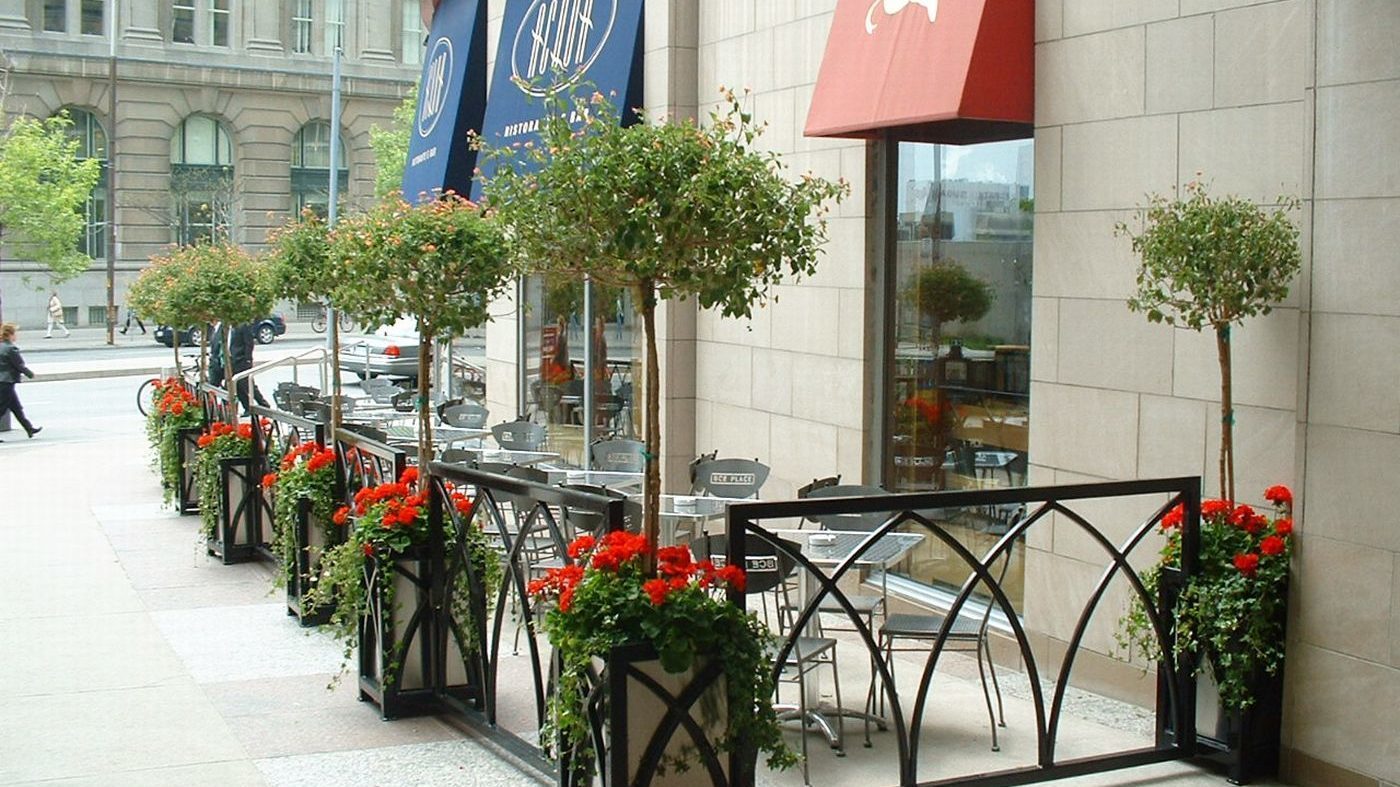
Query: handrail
[[232, 345, 330, 384]]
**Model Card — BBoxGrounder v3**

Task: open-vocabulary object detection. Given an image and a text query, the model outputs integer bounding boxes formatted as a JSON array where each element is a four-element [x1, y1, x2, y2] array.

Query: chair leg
[[796, 667, 812, 787], [984, 637, 1006, 726], [974, 637, 1000, 752], [828, 654, 846, 755]]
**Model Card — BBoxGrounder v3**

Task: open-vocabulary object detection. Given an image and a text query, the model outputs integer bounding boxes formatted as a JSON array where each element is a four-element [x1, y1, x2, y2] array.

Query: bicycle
[[311, 306, 355, 334], [136, 366, 199, 417]]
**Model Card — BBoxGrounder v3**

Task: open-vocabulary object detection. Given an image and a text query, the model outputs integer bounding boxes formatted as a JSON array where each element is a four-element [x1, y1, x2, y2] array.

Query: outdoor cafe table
[[458, 446, 562, 467], [382, 425, 492, 450], [540, 466, 645, 494], [769, 528, 925, 747]]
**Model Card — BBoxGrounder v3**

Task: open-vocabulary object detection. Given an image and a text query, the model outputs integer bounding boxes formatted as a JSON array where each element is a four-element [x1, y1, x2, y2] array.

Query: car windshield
[[374, 317, 419, 339]]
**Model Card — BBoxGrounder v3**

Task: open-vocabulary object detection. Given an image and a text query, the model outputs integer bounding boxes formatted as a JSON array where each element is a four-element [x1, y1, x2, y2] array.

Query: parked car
[[153, 315, 287, 348], [338, 318, 421, 379]]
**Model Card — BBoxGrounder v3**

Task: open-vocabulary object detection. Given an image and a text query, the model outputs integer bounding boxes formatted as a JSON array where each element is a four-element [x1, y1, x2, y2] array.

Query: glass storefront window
[[884, 138, 1033, 607], [521, 276, 641, 466]]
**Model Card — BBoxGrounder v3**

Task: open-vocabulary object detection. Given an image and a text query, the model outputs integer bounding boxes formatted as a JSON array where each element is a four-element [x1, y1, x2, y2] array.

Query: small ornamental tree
[[480, 88, 847, 561], [267, 208, 347, 423], [129, 242, 276, 418], [369, 85, 417, 199], [903, 260, 994, 353], [0, 112, 102, 320], [1119, 182, 1301, 502], [326, 192, 511, 465]]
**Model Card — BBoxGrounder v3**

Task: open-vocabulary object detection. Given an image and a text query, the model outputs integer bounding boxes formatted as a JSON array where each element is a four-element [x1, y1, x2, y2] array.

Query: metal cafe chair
[[876, 548, 1014, 751], [440, 401, 490, 429], [699, 533, 843, 787], [589, 438, 645, 473], [690, 457, 771, 499], [794, 484, 895, 637], [490, 420, 547, 452]]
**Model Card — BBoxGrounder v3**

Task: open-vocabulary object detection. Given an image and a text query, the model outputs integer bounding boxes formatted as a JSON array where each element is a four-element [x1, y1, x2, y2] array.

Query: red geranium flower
[[1229, 504, 1256, 529], [261, 473, 278, 488], [333, 506, 349, 526], [1233, 552, 1260, 577], [567, 535, 595, 559], [643, 578, 669, 606], [1259, 535, 1286, 557], [1274, 518, 1292, 537], [361, 542, 375, 557], [1201, 499, 1232, 518], [1263, 485, 1292, 507], [1161, 503, 1184, 530], [399, 466, 419, 485]]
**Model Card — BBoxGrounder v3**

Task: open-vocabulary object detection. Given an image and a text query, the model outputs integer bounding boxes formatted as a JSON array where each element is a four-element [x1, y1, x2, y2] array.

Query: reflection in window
[[172, 0, 195, 43], [884, 138, 1033, 608], [81, 0, 102, 35], [171, 116, 234, 245], [401, 0, 424, 65], [61, 108, 108, 258], [292, 0, 312, 53], [210, 0, 230, 47], [522, 276, 640, 465], [291, 121, 348, 215]]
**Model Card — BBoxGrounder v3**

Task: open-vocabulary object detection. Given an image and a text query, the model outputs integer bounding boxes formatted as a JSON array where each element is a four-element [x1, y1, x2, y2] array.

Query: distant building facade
[[0, 0, 422, 327]]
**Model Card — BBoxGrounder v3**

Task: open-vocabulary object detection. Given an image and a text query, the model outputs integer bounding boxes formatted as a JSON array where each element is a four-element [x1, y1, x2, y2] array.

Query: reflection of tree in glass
[[902, 260, 994, 353]]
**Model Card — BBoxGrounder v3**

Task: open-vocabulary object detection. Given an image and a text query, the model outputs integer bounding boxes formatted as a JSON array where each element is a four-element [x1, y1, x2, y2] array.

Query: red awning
[[804, 0, 1033, 144]]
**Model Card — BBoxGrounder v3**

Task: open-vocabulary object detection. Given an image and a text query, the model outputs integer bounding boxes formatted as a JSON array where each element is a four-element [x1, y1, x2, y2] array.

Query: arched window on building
[[170, 115, 234, 246], [291, 120, 348, 217], [59, 107, 107, 259]]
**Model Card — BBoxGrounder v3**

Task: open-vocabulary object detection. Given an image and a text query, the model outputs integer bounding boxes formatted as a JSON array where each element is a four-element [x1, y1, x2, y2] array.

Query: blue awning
[[401, 0, 489, 204], [471, 0, 644, 200]]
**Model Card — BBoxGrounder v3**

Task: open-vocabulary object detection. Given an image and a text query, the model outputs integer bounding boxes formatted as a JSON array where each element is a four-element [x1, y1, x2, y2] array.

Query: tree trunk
[[172, 329, 181, 379], [328, 303, 343, 433], [1216, 323, 1235, 502], [225, 327, 237, 426], [200, 329, 209, 385], [418, 330, 433, 469], [639, 284, 660, 571]]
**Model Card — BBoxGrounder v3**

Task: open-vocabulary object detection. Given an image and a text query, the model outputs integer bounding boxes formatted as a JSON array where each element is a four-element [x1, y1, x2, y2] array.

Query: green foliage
[[128, 241, 276, 328], [144, 378, 203, 505], [369, 85, 417, 199], [1120, 182, 1301, 331], [903, 261, 994, 345], [480, 88, 846, 318], [0, 111, 102, 313], [266, 443, 339, 588], [1118, 487, 1294, 710], [266, 208, 334, 304]]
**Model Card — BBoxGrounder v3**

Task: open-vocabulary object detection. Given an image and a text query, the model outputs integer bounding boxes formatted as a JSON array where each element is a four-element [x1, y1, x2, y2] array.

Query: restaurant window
[[291, 0, 312, 53], [883, 138, 1033, 608], [172, 0, 195, 43], [170, 115, 234, 245], [209, 0, 230, 46], [291, 120, 348, 216], [61, 107, 107, 258], [401, 0, 424, 65], [80, 0, 101, 35], [521, 276, 641, 466]]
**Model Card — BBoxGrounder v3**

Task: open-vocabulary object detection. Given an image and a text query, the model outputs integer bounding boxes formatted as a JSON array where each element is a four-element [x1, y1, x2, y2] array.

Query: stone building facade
[[0, 0, 420, 328]]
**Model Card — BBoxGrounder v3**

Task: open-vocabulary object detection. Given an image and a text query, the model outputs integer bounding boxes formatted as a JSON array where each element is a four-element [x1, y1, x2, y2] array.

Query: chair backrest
[[688, 450, 718, 489], [796, 475, 841, 499], [559, 482, 641, 535], [340, 422, 388, 443], [361, 376, 394, 393], [491, 420, 546, 451], [590, 438, 645, 472], [696, 533, 800, 595], [691, 457, 770, 499], [391, 389, 417, 412], [802, 483, 892, 532], [369, 385, 404, 405], [439, 448, 473, 464], [442, 401, 489, 429]]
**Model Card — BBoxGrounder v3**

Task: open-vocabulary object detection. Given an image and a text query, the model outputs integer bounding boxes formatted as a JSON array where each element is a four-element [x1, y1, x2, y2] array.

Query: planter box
[[206, 456, 261, 564], [176, 427, 203, 515], [560, 645, 734, 787], [286, 497, 337, 627], [357, 547, 476, 720]]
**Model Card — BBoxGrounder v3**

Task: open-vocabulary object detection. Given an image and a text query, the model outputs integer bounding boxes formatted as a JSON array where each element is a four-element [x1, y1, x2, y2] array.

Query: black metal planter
[[357, 546, 479, 720], [206, 456, 263, 564], [285, 497, 337, 626], [176, 426, 203, 515]]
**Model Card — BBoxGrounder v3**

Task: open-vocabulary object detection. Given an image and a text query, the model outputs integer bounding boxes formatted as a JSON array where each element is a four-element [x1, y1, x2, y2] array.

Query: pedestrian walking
[[0, 322, 41, 440], [45, 291, 70, 338], [230, 321, 269, 414], [120, 306, 146, 335]]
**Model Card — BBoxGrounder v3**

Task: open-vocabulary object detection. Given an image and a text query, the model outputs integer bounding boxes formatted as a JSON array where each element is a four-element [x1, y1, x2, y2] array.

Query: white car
[[337, 318, 421, 380]]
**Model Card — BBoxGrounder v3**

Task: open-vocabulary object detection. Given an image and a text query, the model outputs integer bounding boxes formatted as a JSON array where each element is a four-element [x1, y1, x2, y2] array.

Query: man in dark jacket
[[229, 322, 269, 414], [0, 322, 40, 439]]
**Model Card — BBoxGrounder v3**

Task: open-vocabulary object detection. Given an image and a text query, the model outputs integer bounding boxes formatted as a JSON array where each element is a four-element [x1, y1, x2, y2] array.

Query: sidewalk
[[0, 404, 548, 786]]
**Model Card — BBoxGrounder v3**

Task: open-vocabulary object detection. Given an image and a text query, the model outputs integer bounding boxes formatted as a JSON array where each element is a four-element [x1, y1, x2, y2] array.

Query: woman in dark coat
[[0, 322, 40, 440]]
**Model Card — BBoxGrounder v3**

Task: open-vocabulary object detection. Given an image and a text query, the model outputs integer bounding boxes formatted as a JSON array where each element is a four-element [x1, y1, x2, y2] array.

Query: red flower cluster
[[279, 441, 337, 474], [153, 377, 198, 417], [339, 466, 427, 530], [196, 420, 252, 448], [1159, 485, 1295, 579], [528, 533, 747, 614]]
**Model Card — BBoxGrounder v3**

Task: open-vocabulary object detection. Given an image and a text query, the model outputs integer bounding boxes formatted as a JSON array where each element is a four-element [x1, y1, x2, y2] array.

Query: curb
[[42, 367, 164, 382]]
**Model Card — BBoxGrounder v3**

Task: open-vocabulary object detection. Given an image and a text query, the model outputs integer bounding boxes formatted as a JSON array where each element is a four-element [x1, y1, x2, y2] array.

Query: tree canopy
[[903, 261, 994, 345], [0, 112, 102, 318], [369, 85, 417, 199]]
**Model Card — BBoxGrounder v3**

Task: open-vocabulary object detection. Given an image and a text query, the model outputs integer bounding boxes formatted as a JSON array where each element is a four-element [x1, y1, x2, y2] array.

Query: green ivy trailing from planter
[[193, 421, 253, 539], [307, 468, 500, 681], [264, 442, 338, 588], [145, 378, 203, 505]]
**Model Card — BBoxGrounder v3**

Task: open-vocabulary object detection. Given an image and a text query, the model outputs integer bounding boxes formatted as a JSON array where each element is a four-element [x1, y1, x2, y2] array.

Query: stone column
[[358, 0, 395, 62], [245, 0, 285, 54], [0, 0, 29, 31], [123, 0, 164, 43]]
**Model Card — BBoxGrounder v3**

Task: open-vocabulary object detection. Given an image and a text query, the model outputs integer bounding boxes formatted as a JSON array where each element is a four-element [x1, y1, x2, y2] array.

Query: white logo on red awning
[[864, 0, 938, 34]]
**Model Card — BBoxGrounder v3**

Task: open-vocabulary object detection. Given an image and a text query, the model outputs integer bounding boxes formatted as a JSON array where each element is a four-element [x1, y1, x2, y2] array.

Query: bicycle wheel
[[137, 377, 158, 418], [312, 312, 327, 333], [338, 311, 355, 332]]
